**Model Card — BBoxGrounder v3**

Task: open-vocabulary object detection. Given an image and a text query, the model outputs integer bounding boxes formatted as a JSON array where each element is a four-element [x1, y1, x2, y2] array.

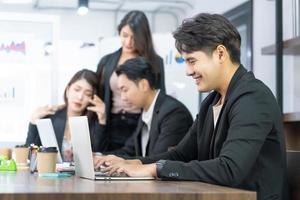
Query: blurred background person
[[96, 10, 165, 151], [25, 69, 107, 162]]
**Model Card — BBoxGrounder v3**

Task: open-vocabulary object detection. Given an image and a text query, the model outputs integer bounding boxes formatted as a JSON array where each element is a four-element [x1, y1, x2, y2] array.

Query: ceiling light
[[77, 0, 89, 16]]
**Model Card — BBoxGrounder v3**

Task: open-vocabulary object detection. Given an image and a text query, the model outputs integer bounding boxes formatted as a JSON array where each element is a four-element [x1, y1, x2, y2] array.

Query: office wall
[[294, 57, 300, 111], [252, 0, 276, 94], [253, 0, 297, 113], [187, 0, 249, 17], [0, 12, 59, 145], [282, 0, 299, 112], [59, 11, 178, 41], [282, 0, 300, 113]]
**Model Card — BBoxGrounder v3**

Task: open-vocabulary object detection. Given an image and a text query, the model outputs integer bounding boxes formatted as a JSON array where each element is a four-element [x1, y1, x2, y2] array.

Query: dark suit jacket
[[96, 48, 165, 124], [141, 66, 289, 200], [106, 92, 193, 157], [25, 108, 107, 155]]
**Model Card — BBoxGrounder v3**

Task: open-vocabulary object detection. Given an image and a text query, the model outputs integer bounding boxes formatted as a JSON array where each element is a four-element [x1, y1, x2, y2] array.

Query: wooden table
[[0, 171, 256, 200]]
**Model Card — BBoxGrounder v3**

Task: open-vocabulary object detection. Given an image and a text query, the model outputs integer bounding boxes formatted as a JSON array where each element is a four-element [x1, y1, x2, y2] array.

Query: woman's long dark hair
[[63, 69, 100, 122], [118, 10, 160, 81]]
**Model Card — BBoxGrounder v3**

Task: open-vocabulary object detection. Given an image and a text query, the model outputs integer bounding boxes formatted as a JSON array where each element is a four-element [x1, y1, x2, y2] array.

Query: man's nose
[[186, 65, 194, 76]]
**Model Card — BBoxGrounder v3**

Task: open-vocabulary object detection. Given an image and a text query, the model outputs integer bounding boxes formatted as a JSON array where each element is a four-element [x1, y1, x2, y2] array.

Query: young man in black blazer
[[96, 57, 193, 158], [94, 13, 289, 200]]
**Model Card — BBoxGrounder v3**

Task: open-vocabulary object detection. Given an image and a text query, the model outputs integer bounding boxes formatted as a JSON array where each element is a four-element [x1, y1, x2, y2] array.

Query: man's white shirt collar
[[142, 90, 160, 129]]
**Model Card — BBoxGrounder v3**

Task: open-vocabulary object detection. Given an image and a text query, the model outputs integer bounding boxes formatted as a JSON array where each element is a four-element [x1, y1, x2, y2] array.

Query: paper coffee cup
[[14, 145, 29, 165], [37, 147, 58, 173], [0, 148, 12, 159]]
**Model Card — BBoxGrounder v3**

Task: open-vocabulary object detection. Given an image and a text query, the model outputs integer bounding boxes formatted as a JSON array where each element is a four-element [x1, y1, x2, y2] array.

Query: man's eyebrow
[[185, 57, 195, 62]]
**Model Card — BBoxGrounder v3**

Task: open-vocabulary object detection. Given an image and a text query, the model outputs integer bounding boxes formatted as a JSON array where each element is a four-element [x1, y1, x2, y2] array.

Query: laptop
[[36, 118, 63, 163], [69, 116, 155, 180]]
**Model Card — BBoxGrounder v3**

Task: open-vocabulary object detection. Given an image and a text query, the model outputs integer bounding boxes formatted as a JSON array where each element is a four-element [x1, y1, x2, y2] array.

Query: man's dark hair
[[116, 57, 158, 90], [173, 13, 241, 64]]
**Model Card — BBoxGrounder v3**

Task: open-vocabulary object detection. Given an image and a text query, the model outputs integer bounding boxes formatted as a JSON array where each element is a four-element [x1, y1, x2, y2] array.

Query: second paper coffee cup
[[37, 147, 58, 173]]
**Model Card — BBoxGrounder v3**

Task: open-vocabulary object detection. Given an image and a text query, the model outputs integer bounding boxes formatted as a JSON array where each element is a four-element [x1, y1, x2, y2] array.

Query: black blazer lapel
[[147, 92, 165, 155], [209, 93, 224, 157], [103, 48, 122, 118], [51, 108, 67, 154], [197, 92, 216, 160], [134, 119, 144, 156], [103, 49, 121, 88]]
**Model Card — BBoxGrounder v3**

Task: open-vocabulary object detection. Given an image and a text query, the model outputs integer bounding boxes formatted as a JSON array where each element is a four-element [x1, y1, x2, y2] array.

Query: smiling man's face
[[182, 49, 223, 93]]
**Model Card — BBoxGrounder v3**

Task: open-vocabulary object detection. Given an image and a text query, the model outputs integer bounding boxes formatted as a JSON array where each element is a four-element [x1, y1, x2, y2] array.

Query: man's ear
[[215, 45, 228, 63], [139, 79, 150, 92]]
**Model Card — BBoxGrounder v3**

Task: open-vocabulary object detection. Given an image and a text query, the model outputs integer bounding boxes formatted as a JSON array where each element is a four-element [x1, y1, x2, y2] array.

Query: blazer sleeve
[[104, 133, 137, 157], [140, 116, 199, 164], [155, 92, 277, 187], [90, 122, 109, 152], [25, 123, 42, 147], [96, 55, 109, 76], [96, 55, 109, 98], [150, 105, 193, 155]]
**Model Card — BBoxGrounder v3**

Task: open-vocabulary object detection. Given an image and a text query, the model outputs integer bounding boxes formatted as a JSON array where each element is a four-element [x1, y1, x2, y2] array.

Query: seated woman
[[25, 69, 107, 162]]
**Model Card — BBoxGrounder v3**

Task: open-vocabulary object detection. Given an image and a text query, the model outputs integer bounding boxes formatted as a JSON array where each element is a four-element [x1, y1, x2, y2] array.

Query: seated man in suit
[[94, 57, 193, 160], [93, 13, 288, 200]]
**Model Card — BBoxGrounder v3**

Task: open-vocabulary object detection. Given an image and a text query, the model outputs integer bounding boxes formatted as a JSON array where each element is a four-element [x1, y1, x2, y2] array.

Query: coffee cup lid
[[38, 147, 58, 153]]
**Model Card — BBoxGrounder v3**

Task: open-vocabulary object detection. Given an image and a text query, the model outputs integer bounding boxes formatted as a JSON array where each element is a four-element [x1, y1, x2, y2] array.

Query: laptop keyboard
[[94, 164, 129, 177], [95, 171, 128, 177]]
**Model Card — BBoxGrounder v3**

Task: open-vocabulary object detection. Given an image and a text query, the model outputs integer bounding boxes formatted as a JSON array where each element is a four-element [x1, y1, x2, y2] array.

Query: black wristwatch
[[156, 160, 166, 176]]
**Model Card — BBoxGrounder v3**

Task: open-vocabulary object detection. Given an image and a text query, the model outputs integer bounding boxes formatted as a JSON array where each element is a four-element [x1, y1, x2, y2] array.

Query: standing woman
[[25, 69, 107, 162], [95, 10, 165, 151]]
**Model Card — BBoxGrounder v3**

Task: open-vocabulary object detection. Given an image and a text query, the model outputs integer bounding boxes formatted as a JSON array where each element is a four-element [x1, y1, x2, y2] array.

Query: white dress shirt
[[141, 90, 160, 156]]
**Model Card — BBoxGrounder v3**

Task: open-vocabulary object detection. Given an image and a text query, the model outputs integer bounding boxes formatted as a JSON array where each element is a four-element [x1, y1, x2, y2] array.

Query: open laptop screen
[[69, 116, 155, 180], [36, 118, 63, 163]]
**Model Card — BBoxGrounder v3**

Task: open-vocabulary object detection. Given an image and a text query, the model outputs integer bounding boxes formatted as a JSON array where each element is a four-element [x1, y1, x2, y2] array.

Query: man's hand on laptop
[[93, 154, 125, 170], [104, 163, 157, 177]]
